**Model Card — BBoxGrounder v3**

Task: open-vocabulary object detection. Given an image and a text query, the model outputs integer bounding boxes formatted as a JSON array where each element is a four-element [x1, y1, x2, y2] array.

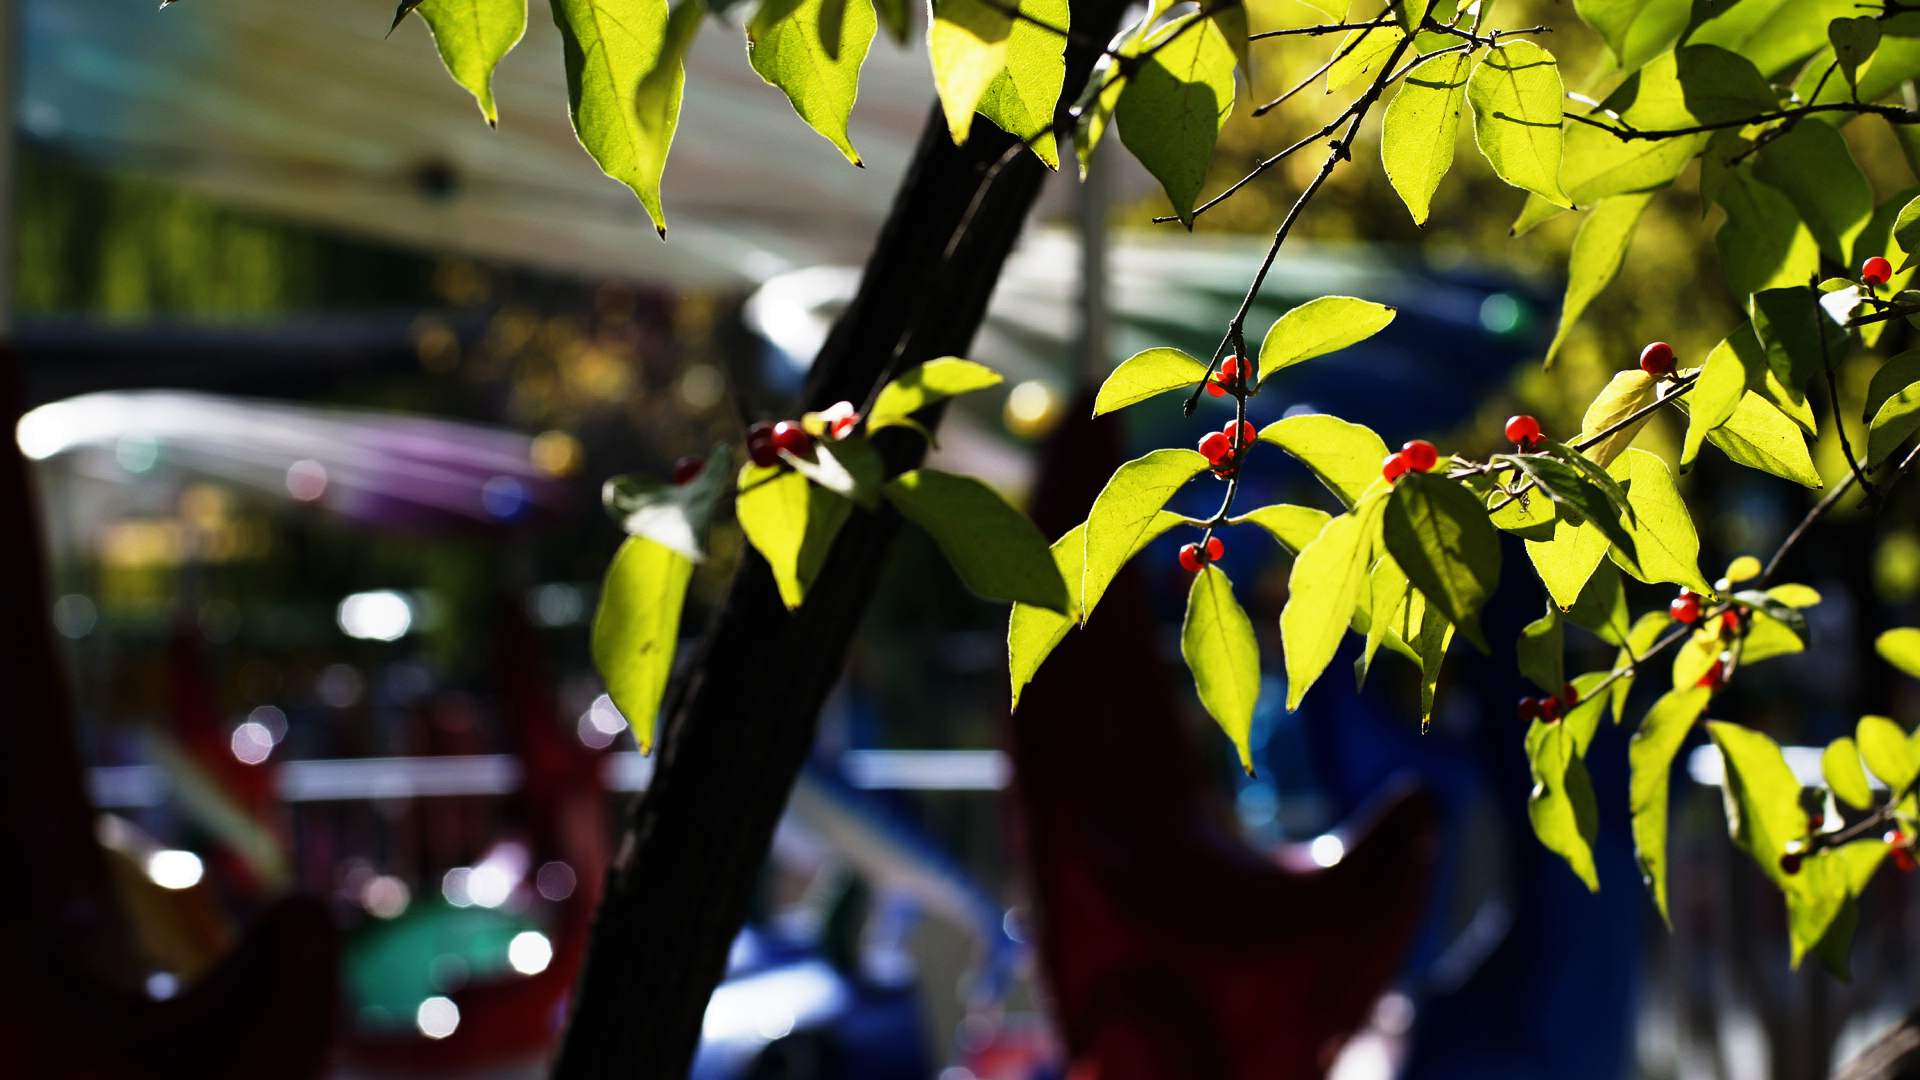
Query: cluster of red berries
[[1178, 536, 1226, 573], [746, 419, 814, 467], [1892, 828, 1918, 873], [1517, 683, 1580, 725], [1668, 589, 1743, 635], [1639, 341, 1676, 378], [1199, 419, 1258, 477], [1505, 414, 1544, 449], [1381, 439, 1439, 483], [1863, 255, 1894, 289], [1204, 356, 1245, 397]]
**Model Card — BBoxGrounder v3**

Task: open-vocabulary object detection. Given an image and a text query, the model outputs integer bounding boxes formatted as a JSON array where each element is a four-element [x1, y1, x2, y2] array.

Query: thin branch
[[1248, 18, 1388, 40], [1482, 372, 1701, 515], [1566, 100, 1920, 141]]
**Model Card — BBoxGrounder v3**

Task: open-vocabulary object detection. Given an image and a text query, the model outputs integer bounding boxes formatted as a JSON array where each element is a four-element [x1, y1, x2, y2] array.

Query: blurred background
[[12, 0, 1920, 1077]]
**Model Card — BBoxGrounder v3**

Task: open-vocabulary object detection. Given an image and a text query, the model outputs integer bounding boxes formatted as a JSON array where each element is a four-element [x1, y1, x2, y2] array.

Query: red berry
[[1779, 851, 1803, 876], [1721, 609, 1742, 635], [1223, 419, 1257, 450], [1889, 828, 1908, 848], [771, 420, 812, 457], [1218, 356, 1242, 383], [1178, 543, 1205, 573], [1808, 812, 1825, 832], [1504, 414, 1544, 447], [1212, 466, 1236, 480], [1205, 536, 1224, 562], [1198, 431, 1234, 465], [1382, 452, 1410, 483], [746, 421, 779, 467], [1518, 698, 1541, 724], [1206, 381, 1228, 398], [1669, 590, 1700, 624], [1898, 848, 1917, 874], [1400, 439, 1439, 473], [1697, 663, 1726, 692], [1864, 255, 1894, 288], [1560, 683, 1579, 708], [670, 456, 704, 485], [1538, 697, 1562, 723], [1639, 341, 1676, 378]]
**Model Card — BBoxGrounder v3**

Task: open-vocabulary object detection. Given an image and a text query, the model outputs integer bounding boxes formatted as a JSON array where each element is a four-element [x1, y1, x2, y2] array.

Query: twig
[[1565, 101, 1920, 141]]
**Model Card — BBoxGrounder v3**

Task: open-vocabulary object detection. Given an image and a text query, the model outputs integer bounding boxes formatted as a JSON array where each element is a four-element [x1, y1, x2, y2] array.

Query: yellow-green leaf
[[551, 0, 676, 232], [1547, 195, 1652, 368], [748, 0, 877, 166], [1082, 449, 1208, 622], [1823, 736, 1873, 810], [1092, 347, 1208, 416], [1256, 296, 1397, 383], [1628, 686, 1712, 923], [1116, 14, 1237, 226], [1705, 392, 1822, 488], [1857, 714, 1918, 794], [407, 0, 528, 126], [1383, 472, 1500, 650], [1381, 50, 1471, 226], [974, 0, 1069, 166], [737, 463, 852, 609], [1282, 498, 1385, 709], [591, 536, 695, 753], [1578, 369, 1660, 468], [1257, 414, 1390, 509], [1680, 338, 1747, 470], [929, 0, 1012, 144], [884, 469, 1068, 610], [1182, 565, 1261, 773], [1528, 718, 1600, 890], [1606, 449, 1712, 594], [1526, 519, 1610, 610], [1466, 41, 1570, 207], [1878, 627, 1920, 680], [868, 357, 1003, 431], [1328, 23, 1407, 91], [1230, 503, 1332, 554]]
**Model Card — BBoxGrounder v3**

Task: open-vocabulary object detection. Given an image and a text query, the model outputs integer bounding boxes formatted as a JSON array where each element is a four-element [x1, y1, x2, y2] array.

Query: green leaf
[[1116, 14, 1237, 227], [1752, 121, 1871, 267], [1527, 718, 1600, 890], [1282, 498, 1385, 709], [1257, 414, 1390, 509], [1381, 49, 1470, 225], [408, 0, 528, 126], [551, 0, 679, 234], [874, 0, 910, 43], [603, 443, 734, 559], [1732, 589, 1809, 644], [973, 0, 1067, 165], [1709, 721, 1846, 967], [1751, 286, 1843, 398], [1092, 348, 1208, 416], [1545, 194, 1651, 366], [868, 357, 1003, 432], [1857, 714, 1918, 794], [591, 536, 695, 753], [1517, 603, 1565, 692], [1230, 503, 1332, 554], [748, 0, 877, 166], [1688, 0, 1854, 77], [1567, 560, 1631, 645], [1894, 195, 1920, 274], [883, 469, 1068, 611], [1696, 392, 1822, 488], [1572, 0, 1688, 73], [1628, 685, 1711, 923], [1256, 296, 1397, 383], [1714, 172, 1820, 299], [737, 464, 852, 609], [781, 435, 884, 508], [1606, 449, 1711, 594], [1182, 565, 1261, 773], [1680, 337, 1747, 470], [1559, 47, 1773, 205], [1823, 736, 1874, 811], [1878, 627, 1920, 680], [1868, 366, 1920, 466], [1411, 585, 1456, 727], [1392, 0, 1435, 34], [1526, 519, 1610, 610], [1865, 349, 1920, 423], [1008, 512, 1186, 708], [1358, 556, 1416, 682], [1327, 24, 1407, 91], [1466, 41, 1571, 207], [929, 0, 1012, 144], [1383, 472, 1500, 650], [1577, 369, 1660, 468], [1609, 609, 1669, 722], [1501, 452, 1637, 561], [1082, 449, 1208, 621]]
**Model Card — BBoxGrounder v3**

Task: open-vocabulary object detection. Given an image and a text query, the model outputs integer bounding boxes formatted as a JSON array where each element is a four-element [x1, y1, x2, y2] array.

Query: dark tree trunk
[[553, 9, 1131, 1075]]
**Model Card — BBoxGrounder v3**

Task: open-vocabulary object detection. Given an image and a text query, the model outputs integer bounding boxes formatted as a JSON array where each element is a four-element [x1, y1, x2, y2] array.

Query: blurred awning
[[16, 0, 1127, 287]]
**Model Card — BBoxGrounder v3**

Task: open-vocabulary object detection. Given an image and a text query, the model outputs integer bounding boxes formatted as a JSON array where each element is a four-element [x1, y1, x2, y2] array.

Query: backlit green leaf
[[1282, 497, 1385, 709], [1092, 348, 1208, 416], [929, 0, 1012, 143], [1577, 369, 1660, 468], [591, 536, 695, 753], [1868, 364, 1920, 465], [1753, 122, 1871, 267], [1327, 23, 1407, 91], [1256, 297, 1397, 383], [1383, 472, 1500, 650], [1715, 172, 1820, 299], [1083, 449, 1208, 621], [1606, 449, 1711, 594], [1517, 603, 1564, 693], [868, 357, 1003, 432], [603, 443, 734, 559], [974, 0, 1069, 166], [1546, 194, 1651, 365], [1257, 414, 1390, 509], [1572, 0, 1687, 73], [1230, 503, 1332, 554], [1502, 452, 1637, 560], [1526, 520, 1609, 611], [1709, 721, 1843, 967], [1878, 627, 1920, 680], [407, 0, 528, 126], [1680, 339, 1746, 470], [1528, 718, 1600, 890], [1751, 286, 1843, 398], [1858, 714, 1918, 794], [748, 0, 875, 165], [1467, 41, 1570, 207], [737, 464, 852, 609], [1116, 14, 1237, 227], [1381, 49, 1470, 225], [1823, 736, 1874, 811], [1699, 393, 1822, 488], [1628, 685, 1711, 923], [551, 0, 675, 232], [1610, 609, 1669, 722], [1182, 565, 1261, 772], [884, 469, 1067, 610], [1689, 0, 1853, 77], [781, 435, 884, 508]]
